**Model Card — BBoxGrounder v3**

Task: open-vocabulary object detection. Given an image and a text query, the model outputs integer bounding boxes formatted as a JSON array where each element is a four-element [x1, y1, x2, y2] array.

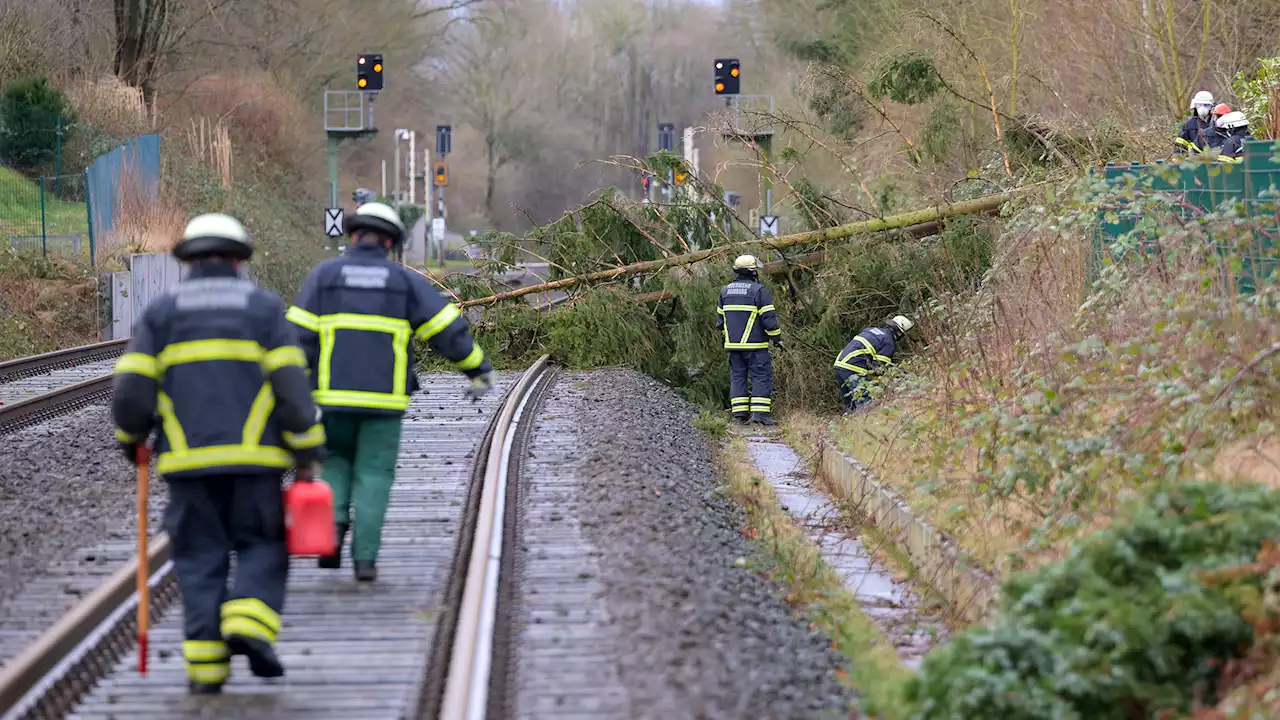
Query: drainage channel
[[743, 433, 946, 669]]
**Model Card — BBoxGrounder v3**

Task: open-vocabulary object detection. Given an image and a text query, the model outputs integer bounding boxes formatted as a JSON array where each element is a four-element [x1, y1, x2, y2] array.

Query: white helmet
[[1217, 111, 1249, 130], [173, 213, 252, 260], [889, 315, 914, 333], [346, 201, 406, 245], [734, 254, 763, 270], [1190, 90, 1215, 109]]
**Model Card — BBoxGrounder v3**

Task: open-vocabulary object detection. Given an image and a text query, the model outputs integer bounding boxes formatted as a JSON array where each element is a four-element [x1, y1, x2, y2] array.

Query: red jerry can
[[284, 478, 337, 557]]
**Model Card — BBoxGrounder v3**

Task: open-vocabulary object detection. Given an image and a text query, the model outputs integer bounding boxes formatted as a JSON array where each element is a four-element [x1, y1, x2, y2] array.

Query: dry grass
[[165, 72, 318, 176], [185, 117, 233, 191], [0, 251, 98, 359], [65, 76, 153, 138], [96, 160, 186, 264]]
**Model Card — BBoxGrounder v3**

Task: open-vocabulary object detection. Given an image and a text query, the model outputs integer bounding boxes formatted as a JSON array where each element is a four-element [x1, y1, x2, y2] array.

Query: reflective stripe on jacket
[[110, 264, 325, 479], [833, 327, 896, 375], [286, 244, 491, 415], [716, 275, 780, 350]]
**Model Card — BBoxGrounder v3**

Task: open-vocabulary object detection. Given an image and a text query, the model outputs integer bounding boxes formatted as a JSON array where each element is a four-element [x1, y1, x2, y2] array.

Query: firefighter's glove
[[465, 373, 492, 402], [772, 338, 784, 350], [296, 463, 322, 483], [119, 441, 139, 466]]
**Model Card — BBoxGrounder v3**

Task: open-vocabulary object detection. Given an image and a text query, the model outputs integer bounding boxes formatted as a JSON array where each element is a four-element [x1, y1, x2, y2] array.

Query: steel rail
[[0, 375, 113, 437], [0, 341, 127, 385], [0, 358, 556, 720], [439, 354, 554, 720]]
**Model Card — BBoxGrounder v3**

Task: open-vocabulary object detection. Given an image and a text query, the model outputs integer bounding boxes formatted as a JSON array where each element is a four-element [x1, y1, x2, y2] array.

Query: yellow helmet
[[734, 254, 762, 270]]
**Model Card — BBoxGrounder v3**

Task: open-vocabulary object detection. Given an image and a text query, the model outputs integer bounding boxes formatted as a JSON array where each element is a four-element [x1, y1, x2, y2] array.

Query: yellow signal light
[[373, 63, 382, 72], [358, 78, 367, 88], [730, 68, 739, 77], [715, 82, 725, 92]]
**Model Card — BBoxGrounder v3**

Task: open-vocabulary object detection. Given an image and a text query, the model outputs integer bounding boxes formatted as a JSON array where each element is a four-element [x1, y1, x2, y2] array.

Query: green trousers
[[321, 413, 403, 562]]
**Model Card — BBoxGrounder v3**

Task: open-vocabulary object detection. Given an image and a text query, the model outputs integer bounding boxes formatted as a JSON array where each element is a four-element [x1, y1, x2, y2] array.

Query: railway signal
[[357, 53, 383, 90], [714, 58, 739, 95]]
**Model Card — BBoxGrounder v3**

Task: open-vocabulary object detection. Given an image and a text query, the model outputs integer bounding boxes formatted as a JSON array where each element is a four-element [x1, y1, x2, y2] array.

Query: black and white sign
[[325, 208, 344, 237], [759, 215, 780, 237]]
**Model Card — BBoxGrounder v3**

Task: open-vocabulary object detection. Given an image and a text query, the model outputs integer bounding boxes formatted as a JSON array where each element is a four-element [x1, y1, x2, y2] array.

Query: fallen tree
[[459, 193, 1014, 308]]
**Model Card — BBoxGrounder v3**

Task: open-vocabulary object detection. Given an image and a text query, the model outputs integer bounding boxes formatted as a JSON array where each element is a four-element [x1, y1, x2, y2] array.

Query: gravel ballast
[[527, 369, 857, 718], [0, 404, 165, 632]]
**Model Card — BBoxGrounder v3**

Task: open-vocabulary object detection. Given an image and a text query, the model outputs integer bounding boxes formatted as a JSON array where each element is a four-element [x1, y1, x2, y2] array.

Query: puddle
[[744, 434, 947, 670]]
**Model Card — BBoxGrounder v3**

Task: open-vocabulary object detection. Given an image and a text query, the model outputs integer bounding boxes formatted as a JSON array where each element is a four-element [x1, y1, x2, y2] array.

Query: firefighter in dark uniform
[[716, 254, 781, 425], [1215, 111, 1253, 160], [111, 213, 326, 694], [286, 202, 492, 582], [1177, 90, 1216, 154], [833, 315, 913, 413]]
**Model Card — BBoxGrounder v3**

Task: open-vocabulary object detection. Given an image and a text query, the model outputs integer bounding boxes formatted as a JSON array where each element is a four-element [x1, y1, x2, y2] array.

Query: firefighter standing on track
[[716, 254, 782, 425], [111, 213, 326, 694], [286, 202, 492, 583], [833, 316, 913, 413]]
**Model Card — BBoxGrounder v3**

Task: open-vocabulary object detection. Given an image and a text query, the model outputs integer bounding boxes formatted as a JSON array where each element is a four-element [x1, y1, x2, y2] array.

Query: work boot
[[733, 414, 750, 425], [751, 413, 776, 426], [188, 681, 223, 695], [354, 560, 378, 582], [226, 634, 284, 678], [317, 523, 348, 569]]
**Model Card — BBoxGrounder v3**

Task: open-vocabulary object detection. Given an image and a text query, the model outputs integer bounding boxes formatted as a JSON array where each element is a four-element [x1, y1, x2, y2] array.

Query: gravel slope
[[568, 370, 857, 718], [0, 404, 165, 610]]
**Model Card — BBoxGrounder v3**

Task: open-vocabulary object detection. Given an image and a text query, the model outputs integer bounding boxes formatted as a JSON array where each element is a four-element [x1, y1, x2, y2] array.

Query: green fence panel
[[0, 170, 91, 260]]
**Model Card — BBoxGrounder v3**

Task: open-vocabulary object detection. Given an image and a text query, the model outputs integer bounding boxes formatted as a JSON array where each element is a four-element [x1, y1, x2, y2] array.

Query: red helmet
[[1213, 103, 1232, 116]]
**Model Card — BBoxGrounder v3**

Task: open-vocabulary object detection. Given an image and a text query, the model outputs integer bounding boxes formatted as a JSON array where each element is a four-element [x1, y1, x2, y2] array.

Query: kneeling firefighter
[[111, 213, 326, 693], [833, 316, 913, 412], [716, 254, 782, 425], [286, 202, 493, 582]]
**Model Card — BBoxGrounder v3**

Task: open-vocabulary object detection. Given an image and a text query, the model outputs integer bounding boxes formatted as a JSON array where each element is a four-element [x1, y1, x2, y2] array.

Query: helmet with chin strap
[[172, 213, 253, 261], [346, 202, 406, 247]]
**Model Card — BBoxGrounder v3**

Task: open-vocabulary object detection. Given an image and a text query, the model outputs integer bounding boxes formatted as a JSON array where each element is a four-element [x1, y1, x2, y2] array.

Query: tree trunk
[[485, 133, 499, 218], [113, 0, 168, 105]]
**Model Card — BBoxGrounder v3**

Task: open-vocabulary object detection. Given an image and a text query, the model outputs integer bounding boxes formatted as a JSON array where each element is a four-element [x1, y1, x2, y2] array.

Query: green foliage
[[920, 103, 961, 163], [906, 482, 1280, 719], [692, 409, 729, 435], [398, 204, 425, 231], [0, 76, 73, 169], [866, 51, 942, 106], [1232, 55, 1280, 140], [792, 176, 846, 230]]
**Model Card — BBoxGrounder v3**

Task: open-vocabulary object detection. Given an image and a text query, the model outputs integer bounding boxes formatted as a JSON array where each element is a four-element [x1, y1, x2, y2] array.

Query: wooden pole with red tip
[[136, 445, 150, 675]]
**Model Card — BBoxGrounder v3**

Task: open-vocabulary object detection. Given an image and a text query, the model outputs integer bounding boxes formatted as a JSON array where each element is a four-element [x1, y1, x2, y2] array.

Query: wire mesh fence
[[0, 171, 93, 260]]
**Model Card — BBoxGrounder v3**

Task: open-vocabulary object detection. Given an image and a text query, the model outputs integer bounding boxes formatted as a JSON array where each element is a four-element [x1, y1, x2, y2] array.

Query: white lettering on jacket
[[341, 265, 390, 288]]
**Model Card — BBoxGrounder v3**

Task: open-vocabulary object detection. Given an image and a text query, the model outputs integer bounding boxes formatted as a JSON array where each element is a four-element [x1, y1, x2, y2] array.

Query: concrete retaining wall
[[818, 441, 997, 625]]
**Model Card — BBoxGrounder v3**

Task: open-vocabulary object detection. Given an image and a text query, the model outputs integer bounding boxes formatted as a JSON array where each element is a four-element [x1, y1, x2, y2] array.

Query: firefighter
[[833, 316, 913, 413], [1177, 90, 1216, 154], [111, 213, 326, 694], [1204, 104, 1233, 150], [716, 254, 781, 425], [1216, 110, 1253, 159], [286, 202, 492, 582]]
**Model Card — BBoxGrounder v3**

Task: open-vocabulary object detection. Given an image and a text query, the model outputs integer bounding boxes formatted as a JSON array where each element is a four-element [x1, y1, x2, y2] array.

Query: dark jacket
[[1178, 115, 1214, 152], [286, 244, 491, 415], [1220, 128, 1253, 157], [716, 271, 781, 350], [111, 263, 324, 480], [833, 326, 896, 375]]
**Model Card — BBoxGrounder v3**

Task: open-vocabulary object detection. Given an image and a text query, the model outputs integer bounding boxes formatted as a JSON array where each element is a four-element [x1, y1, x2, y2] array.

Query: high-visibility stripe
[[286, 306, 320, 331], [750, 397, 772, 406], [725, 342, 770, 350], [241, 384, 275, 446], [833, 361, 870, 374], [263, 345, 306, 372], [221, 598, 280, 644], [414, 303, 462, 341], [157, 393, 188, 452], [765, 328, 781, 336], [183, 640, 229, 662], [114, 352, 158, 379], [158, 339, 263, 369], [759, 304, 776, 314], [834, 335, 892, 371], [157, 445, 293, 474], [115, 428, 141, 443], [455, 343, 485, 371], [314, 389, 411, 411], [283, 423, 326, 449]]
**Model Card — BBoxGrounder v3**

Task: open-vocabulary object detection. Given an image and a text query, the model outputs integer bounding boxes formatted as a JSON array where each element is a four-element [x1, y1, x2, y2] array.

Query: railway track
[[0, 341, 127, 436], [0, 356, 556, 720]]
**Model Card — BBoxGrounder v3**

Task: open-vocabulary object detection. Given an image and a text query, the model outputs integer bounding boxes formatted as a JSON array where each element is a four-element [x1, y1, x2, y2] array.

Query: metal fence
[[0, 171, 93, 259], [1091, 139, 1280, 293], [86, 133, 161, 242]]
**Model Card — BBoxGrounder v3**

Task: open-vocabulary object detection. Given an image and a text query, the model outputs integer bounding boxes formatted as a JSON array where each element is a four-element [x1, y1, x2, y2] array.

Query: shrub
[[0, 75, 73, 169], [905, 481, 1280, 719]]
